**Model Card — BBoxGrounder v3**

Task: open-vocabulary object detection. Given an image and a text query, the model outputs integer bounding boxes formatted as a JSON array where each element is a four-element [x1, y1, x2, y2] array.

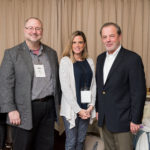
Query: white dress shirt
[[103, 45, 121, 84]]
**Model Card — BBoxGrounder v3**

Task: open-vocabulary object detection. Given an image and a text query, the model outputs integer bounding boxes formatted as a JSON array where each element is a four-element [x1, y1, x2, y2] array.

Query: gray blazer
[[0, 42, 60, 130]]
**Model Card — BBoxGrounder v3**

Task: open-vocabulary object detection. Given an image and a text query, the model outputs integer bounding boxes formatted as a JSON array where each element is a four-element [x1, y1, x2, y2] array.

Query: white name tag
[[34, 64, 46, 77], [81, 90, 91, 103]]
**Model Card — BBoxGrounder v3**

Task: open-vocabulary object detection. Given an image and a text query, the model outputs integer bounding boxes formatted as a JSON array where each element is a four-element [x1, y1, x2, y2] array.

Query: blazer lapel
[[105, 48, 124, 84], [44, 47, 54, 73], [44, 46, 56, 81], [99, 53, 106, 86], [18, 42, 34, 77]]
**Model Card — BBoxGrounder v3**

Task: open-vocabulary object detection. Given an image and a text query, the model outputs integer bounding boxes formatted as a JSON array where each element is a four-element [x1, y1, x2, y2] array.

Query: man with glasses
[[0, 17, 60, 150]]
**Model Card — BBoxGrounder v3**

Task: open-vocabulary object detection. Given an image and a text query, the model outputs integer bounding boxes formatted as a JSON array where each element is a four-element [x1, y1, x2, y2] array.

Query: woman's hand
[[78, 106, 93, 119], [78, 109, 89, 119]]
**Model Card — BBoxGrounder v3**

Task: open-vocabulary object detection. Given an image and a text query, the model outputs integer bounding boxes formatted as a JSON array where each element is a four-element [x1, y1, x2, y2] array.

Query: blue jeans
[[63, 116, 89, 150]]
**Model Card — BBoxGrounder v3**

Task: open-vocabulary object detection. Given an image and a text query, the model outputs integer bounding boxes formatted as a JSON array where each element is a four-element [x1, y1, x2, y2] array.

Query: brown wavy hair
[[62, 31, 88, 63]]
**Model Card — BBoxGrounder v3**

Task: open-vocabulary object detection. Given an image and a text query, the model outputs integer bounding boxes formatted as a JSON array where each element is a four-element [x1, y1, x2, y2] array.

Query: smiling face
[[101, 25, 121, 54], [24, 18, 43, 44], [72, 35, 85, 56]]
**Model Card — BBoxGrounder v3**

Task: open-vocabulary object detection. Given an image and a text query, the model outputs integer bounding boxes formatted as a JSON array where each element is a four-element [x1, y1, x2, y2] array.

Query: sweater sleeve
[[87, 58, 96, 107], [59, 57, 81, 113]]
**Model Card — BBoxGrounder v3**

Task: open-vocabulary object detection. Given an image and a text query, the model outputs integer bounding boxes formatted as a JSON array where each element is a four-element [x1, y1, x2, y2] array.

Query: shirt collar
[[29, 44, 43, 56], [106, 45, 121, 58]]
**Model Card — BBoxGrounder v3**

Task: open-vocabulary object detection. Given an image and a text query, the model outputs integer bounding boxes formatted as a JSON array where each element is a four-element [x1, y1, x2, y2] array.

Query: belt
[[33, 95, 52, 102]]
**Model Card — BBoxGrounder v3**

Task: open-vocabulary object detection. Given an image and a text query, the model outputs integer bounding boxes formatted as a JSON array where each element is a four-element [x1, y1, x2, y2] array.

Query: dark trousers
[[0, 113, 7, 149], [12, 96, 55, 150]]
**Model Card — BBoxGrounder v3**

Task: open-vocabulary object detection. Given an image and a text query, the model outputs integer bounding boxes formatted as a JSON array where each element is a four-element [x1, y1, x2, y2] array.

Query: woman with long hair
[[59, 31, 96, 150]]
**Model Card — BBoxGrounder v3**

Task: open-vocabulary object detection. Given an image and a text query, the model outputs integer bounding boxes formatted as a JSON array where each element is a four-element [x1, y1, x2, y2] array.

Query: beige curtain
[[0, 0, 150, 87]]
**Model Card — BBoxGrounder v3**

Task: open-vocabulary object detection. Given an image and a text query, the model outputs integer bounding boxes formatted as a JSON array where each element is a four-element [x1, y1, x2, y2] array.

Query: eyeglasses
[[25, 26, 42, 31]]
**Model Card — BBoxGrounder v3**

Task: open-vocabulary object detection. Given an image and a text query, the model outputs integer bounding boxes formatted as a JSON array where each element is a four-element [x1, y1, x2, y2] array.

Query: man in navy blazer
[[0, 17, 60, 150], [96, 22, 146, 150]]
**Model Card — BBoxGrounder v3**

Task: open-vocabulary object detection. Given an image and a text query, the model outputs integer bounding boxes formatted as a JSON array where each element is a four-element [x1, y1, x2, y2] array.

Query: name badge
[[34, 64, 46, 77], [81, 90, 91, 103]]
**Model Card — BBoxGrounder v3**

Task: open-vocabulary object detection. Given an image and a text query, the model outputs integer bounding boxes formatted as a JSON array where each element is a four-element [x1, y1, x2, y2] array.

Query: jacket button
[[102, 91, 106, 94]]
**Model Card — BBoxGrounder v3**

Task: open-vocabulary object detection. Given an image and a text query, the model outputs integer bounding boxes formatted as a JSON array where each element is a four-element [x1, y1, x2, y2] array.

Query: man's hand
[[130, 122, 140, 134], [8, 110, 21, 125]]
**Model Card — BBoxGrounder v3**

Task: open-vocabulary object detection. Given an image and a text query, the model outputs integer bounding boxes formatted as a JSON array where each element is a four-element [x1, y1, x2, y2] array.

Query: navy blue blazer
[[96, 47, 146, 132]]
